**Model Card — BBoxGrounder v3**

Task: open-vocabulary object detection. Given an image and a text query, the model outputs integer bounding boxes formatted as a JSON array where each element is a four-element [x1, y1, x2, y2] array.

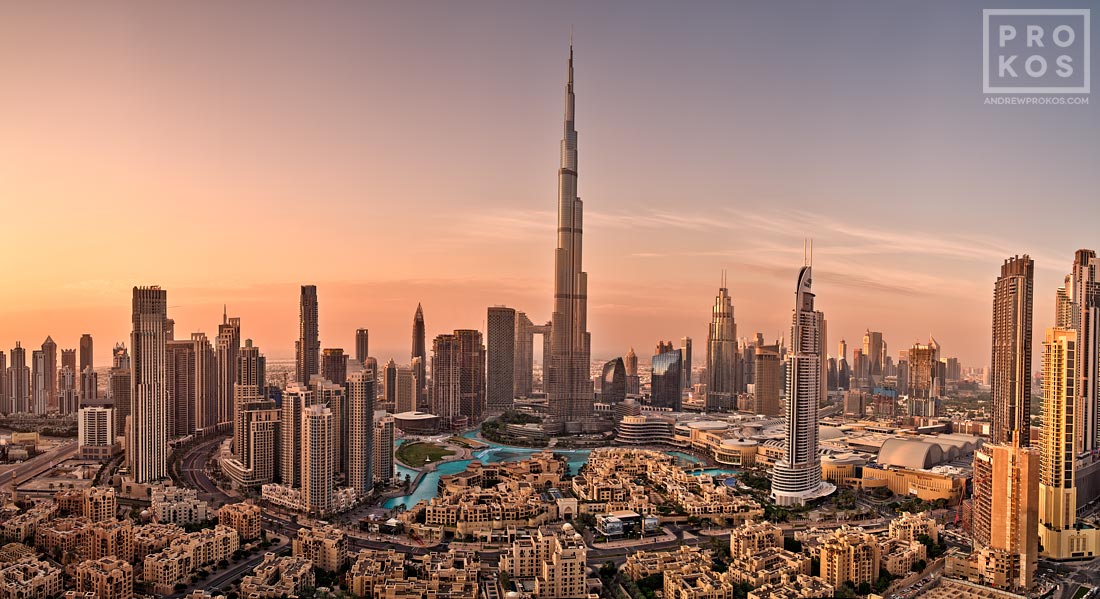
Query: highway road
[[176, 433, 233, 506], [0, 440, 78, 494]]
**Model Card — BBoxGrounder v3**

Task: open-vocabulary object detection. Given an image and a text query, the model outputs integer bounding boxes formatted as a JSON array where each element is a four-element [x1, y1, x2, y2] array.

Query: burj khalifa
[[545, 44, 598, 434]]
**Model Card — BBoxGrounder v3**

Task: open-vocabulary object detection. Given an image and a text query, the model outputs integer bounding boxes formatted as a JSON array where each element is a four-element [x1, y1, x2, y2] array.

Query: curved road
[[0, 440, 78, 494]]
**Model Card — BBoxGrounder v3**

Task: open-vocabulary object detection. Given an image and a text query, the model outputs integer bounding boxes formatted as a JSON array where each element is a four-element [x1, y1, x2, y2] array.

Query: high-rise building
[[680, 337, 692, 391], [991, 255, 1034, 446], [624, 347, 640, 396], [753, 343, 782, 417], [1062, 250, 1100, 452], [231, 339, 268, 463], [58, 366, 78, 415], [347, 370, 375, 496], [80, 331, 94, 369], [430, 330, 486, 427], [706, 276, 740, 411], [862, 330, 884, 379], [302, 404, 334, 515], [81, 366, 98, 403], [216, 310, 241, 426], [836, 339, 850, 390], [61, 349, 76, 379], [225, 378, 278, 490], [109, 345, 131, 440], [907, 338, 942, 417], [280, 384, 312, 487], [166, 340, 197, 437], [31, 349, 46, 414], [8, 343, 30, 413], [545, 44, 597, 434], [373, 410, 395, 484], [191, 333, 217, 432], [1038, 327, 1100, 559], [0, 352, 6, 414], [40, 336, 57, 412], [112, 343, 130, 369], [79, 406, 115, 460], [320, 348, 348, 386], [487, 306, 517, 414], [312, 378, 346, 477], [971, 443, 1040, 591], [650, 349, 682, 411], [512, 312, 534, 398], [296, 285, 320, 385], [412, 303, 426, 408], [599, 358, 626, 405], [355, 328, 369, 366], [772, 264, 833, 506], [130, 286, 170, 483]]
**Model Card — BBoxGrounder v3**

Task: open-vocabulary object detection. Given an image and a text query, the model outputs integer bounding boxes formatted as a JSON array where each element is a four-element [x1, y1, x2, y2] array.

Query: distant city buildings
[[295, 285, 319, 385], [705, 276, 740, 412]]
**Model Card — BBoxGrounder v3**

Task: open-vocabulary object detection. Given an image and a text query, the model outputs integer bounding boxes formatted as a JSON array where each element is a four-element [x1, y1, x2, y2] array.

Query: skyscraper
[[130, 286, 170, 483], [41, 336, 57, 412], [907, 338, 942, 417], [412, 303, 426, 408], [971, 442, 1040, 591], [772, 264, 833, 506], [599, 358, 626, 405], [487, 306, 516, 414], [862, 330, 884, 380], [192, 333, 217, 432], [320, 348, 348, 386], [296, 285, 320, 385], [373, 411, 395, 484], [545, 43, 597, 434], [312, 377, 346, 477], [216, 310, 241, 426], [108, 346, 131, 442], [57, 365, 78, 415], [355, 328, 369, 366], [430, 330, 486, 427], [991, 255, 1034, 446], [650, 349, 682, 411], [280, 384, 312, 487], [166, 339, 197, 437], [624, 347, 639, 395], [680, 337, 692, 392], [0, 352, 6, 414], [347, 370, 375, 496], [8, 343, 30, 414], [754, 343, 783, 417], [31, 349, 46, 414], [1063, 250, 1100, 452], [1038, 327, 1100, 558], [79, 334, 93, 399], [705, 276, 739, 412], [301, 404, 334, 515]]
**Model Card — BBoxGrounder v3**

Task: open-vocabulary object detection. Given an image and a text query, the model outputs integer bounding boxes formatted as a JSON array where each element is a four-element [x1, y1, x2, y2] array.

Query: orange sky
[[1, 2, 1097, 368]]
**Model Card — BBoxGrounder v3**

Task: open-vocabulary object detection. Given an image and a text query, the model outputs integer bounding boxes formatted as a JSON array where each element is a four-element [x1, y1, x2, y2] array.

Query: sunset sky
[[1, 1, 1097, 368]]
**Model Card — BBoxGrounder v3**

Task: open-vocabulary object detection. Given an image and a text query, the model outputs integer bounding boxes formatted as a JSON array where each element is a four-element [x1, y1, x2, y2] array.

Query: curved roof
[[820, 427, 847, 441], [393, 411, 440, 421], [877, 438, 944, 470], [687, 420, 729, 431]]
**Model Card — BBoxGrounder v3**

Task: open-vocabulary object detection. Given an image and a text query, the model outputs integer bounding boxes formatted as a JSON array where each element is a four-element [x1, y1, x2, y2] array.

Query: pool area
[[382, 429, 733, 509]]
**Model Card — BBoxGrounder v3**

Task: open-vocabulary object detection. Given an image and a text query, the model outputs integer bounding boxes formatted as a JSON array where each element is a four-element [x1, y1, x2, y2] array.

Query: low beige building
[[217, 503, 261, 541], [292, 525, 347, 573], [239, 554, 313, 598], [75, 556, 133, 599], [0, 558, 63, 599]]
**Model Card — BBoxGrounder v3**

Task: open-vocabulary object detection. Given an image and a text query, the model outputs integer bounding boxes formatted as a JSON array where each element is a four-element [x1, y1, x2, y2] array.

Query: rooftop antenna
[[809, 239, 814, 267], [803, 240, 808, 266]]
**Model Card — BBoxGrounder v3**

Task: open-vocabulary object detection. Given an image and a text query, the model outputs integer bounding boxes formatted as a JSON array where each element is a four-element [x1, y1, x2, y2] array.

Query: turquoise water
[[694, 467, 740, 477], [384, 460, 472, 509], [382, 430, 718, 509]]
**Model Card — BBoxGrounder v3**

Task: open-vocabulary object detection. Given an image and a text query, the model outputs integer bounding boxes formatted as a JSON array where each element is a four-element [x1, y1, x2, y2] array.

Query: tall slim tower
[[772, 265, 833, 506], [8, 343, 29, 413], [355, 328, 369, 366], [347, 370, 375, 496], [681, 337, 693, 391], [1037, 327, 1100, 558], [216, 310, 241, 426], [991, 255, 1034, 446], [705, 275, 739, 411], [296, 285, 320, 384], [301, 404, 334, 516], [130, 286, 170, 483], [545, 43, 596, 433], [41, 337, 57, 412], [1067, 250, 1100, 452], [79, 334, 93, 399], [412, 303, 426, 408], [487, 306, 517, 414]]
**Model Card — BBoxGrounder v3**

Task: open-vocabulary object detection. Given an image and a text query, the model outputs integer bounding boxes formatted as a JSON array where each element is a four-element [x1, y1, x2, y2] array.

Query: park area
[[396, 442, 455, 468]]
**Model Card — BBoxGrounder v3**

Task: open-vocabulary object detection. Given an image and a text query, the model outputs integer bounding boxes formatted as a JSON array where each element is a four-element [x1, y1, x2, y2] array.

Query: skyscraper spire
[[547, 42, 595, 433]]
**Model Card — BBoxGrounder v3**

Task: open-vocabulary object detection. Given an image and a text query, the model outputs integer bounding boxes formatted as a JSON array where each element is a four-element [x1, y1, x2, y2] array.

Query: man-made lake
[[382, 431, 737, 509]]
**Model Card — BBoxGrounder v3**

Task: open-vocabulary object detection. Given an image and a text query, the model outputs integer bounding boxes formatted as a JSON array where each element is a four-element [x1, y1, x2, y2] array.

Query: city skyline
[[2, 2, 1097, 369]]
